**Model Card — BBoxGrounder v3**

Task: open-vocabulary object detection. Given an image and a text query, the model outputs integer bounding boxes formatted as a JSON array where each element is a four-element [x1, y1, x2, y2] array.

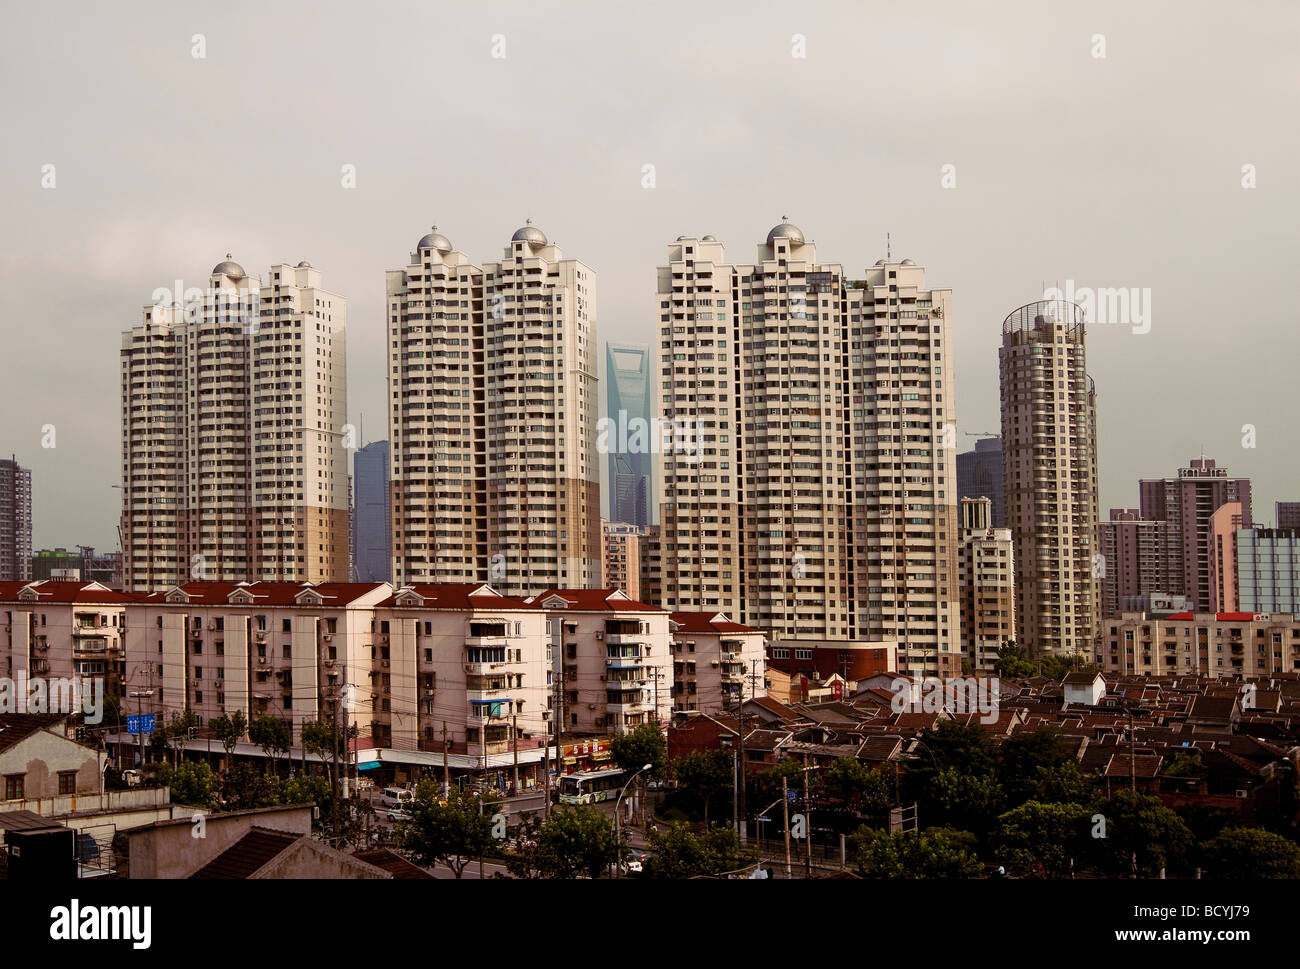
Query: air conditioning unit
[[324, 659, 334, 667], [594, 632, 603, 640], [323, 634, 333, 642], [1235, 789, 1249, 798], [587, 704, 596, 710], [207, 622, 216, 630], [382, 660, 390, 668]]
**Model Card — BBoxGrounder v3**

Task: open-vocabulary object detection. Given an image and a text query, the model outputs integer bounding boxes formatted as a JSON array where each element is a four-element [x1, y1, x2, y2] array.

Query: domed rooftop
[[900, 258, 916, 266], [874, 258, 886, 266], [212, 254, 245, 279], [702, 234, 718, 242], [512, 219, 547, 247], [296, 260, 312, 268], [416, 226, 452, 253], [766, 218, 805, 246]]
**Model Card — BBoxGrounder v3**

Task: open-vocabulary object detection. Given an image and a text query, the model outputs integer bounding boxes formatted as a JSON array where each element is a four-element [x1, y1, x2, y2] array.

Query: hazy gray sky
[[2, 0, 1297, 551]]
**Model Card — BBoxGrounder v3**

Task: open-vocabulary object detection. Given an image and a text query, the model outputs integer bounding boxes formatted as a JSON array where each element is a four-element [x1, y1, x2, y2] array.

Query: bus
[[557, 768, 629, 805]]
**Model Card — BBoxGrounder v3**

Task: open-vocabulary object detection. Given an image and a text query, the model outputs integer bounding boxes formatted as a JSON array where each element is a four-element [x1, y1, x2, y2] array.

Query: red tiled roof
[[352, 848, 435, 879], [669, 611, 760, 634], [190, 827, 300, 879], [528, 588, 664, 612], [0, 581, 135, 604], [141, 581, 390, 608], [0, 714, 68, 753], [377, 583, 535, 610], [1164, 612, 1260, 622]]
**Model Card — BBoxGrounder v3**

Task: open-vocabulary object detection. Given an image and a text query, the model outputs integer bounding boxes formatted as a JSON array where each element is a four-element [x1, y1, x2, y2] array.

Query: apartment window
[[4, 774, 24, 800], [58, 771, 77, 796], [282, 619, 292, 633]]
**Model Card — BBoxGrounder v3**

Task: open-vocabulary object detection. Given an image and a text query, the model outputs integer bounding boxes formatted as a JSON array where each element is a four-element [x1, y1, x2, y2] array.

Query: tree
[[757, 757, 809, 801], [992, 800, 1095, 878], [1202, 828, 1300, 879], [281, 773, 332, 818], [849, 826, 984, 879], [611, 724, 667, 780], [645, 822, 754, 879], [248, 715, 292, 776], [1096, 790, 1194, 878], [533, 805, 618, 879], [992, 641, 1036, 679], [672, 749, 734, 824], [217, 762, 281, 811], [301, 717, 349, 816], [997, 726, 1094, 807], [824, 757, 891, 817], [210, 710, 247, 773], [163, 710, 201, 769], [404, 780, 494, 878], [157, 760, 214, 808]]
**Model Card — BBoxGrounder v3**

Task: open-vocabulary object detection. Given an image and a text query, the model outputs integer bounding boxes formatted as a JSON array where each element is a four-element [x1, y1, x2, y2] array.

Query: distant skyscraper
[[387, 224, 601, 593], [0, 456, 32, 582], [601, 520, 642, 599], [1276, 501, 1300, 531], [958, 497, 1015, 671], [1000, 299, 1099, 658], [353, 441, 391, 582], [957, 437, 1005, 528], [1237, 525, 1300, 613], [121, 258, 350, 590], [1208, 501, 1243, 612], [654, 223, 959, 674], [1138, 457, 1252, 610], [1098, 509, 1176, 618], [605, 343, 653, 527]]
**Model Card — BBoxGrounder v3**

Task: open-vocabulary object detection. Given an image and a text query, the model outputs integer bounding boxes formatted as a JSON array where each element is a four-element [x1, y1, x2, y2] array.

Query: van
[[380, 787, 414, 810]]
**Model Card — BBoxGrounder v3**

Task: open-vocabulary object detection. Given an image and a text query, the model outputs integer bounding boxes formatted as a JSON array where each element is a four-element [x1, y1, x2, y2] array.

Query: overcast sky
[[2, 0, 1297, 551]]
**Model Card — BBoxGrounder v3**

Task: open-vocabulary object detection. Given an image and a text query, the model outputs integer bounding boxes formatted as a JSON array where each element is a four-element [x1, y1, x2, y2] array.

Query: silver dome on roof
[[900, 258, 916, 266], [766, 218, 805, 246], [874, 259, 886, 266], [512, 219, 547, 247], [416, 226, 452, 253], [702, 234, 717, 242], [212, 254, 245, 279], [296, 260, 312, 268]]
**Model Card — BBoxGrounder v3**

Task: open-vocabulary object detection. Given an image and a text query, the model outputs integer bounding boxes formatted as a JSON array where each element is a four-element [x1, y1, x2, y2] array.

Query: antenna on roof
[[886, 232, 891, 261]]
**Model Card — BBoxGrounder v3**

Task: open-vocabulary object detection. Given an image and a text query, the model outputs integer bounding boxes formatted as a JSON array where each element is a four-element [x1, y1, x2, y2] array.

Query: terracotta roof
[[190, 827, 301, 879], [377, 583, 535, 610], [0, 713, 68, 753], [528, 588, 664, 612], [0, 580, 134, 604], [352, 848, 435, 879], [1164, 612, 1259, 622], [139, 581, 390, 607], [744, 695, 803, 721], [669, 611, 761, 634]]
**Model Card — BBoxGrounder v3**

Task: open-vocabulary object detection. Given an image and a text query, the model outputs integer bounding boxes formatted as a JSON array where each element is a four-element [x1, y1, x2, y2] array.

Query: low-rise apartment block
[[1098, 610, 1300, 677], [669, 612, 766, 715], [527, 588, 670, 735], [0, 581, 132, 698]]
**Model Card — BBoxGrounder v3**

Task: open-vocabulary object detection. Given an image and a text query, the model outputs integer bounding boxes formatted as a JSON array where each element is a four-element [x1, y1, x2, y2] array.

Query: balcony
[[603, 633, 645, 646]]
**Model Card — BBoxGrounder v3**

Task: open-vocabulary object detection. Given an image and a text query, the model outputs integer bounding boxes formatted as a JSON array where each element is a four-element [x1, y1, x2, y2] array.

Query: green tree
[[997, 727, 1094, 807], [672, 749, 734, 824], [210, 709, 247, 773], [992, 800, 1095, 878], [1097, 790, 1195, 878], [248, 715, 292, 776], [404, 780, 493, 878], [757, 757, 810, 801], [217, 761, 281, 811], [1202, 828, 1300, 878], [849, 826, 984, 879], [534, 805, 619, 879], [823, 757, 891, 817], [157, 760, 214, 808], [922, 767, 1005, 837], [281, 773, 332, 817], [163, 709, 201, 769], [992, 641, 1036, 679], [611, 724, 667, 780], [645, 822, 754, 879]]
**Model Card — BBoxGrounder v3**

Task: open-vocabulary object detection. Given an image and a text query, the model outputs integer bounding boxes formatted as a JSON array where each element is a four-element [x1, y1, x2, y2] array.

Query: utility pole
[[442, 721, 450, 799], [781, 776, 792, 879], [512, 713, 519, 795], [1129, 711, 1136, 792], [802, 755, 812, 878]]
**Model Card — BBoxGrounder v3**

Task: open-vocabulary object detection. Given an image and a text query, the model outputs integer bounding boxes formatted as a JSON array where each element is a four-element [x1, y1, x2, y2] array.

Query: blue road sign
[[127, 714, 155, 735]]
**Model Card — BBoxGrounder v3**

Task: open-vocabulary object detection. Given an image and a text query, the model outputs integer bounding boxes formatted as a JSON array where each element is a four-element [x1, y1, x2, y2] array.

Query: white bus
[[557, 768, 628, 805]]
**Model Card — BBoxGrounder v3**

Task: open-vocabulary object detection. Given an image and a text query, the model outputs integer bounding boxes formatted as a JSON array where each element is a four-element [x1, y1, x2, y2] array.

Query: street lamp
[[613, 763, 653, 879]]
